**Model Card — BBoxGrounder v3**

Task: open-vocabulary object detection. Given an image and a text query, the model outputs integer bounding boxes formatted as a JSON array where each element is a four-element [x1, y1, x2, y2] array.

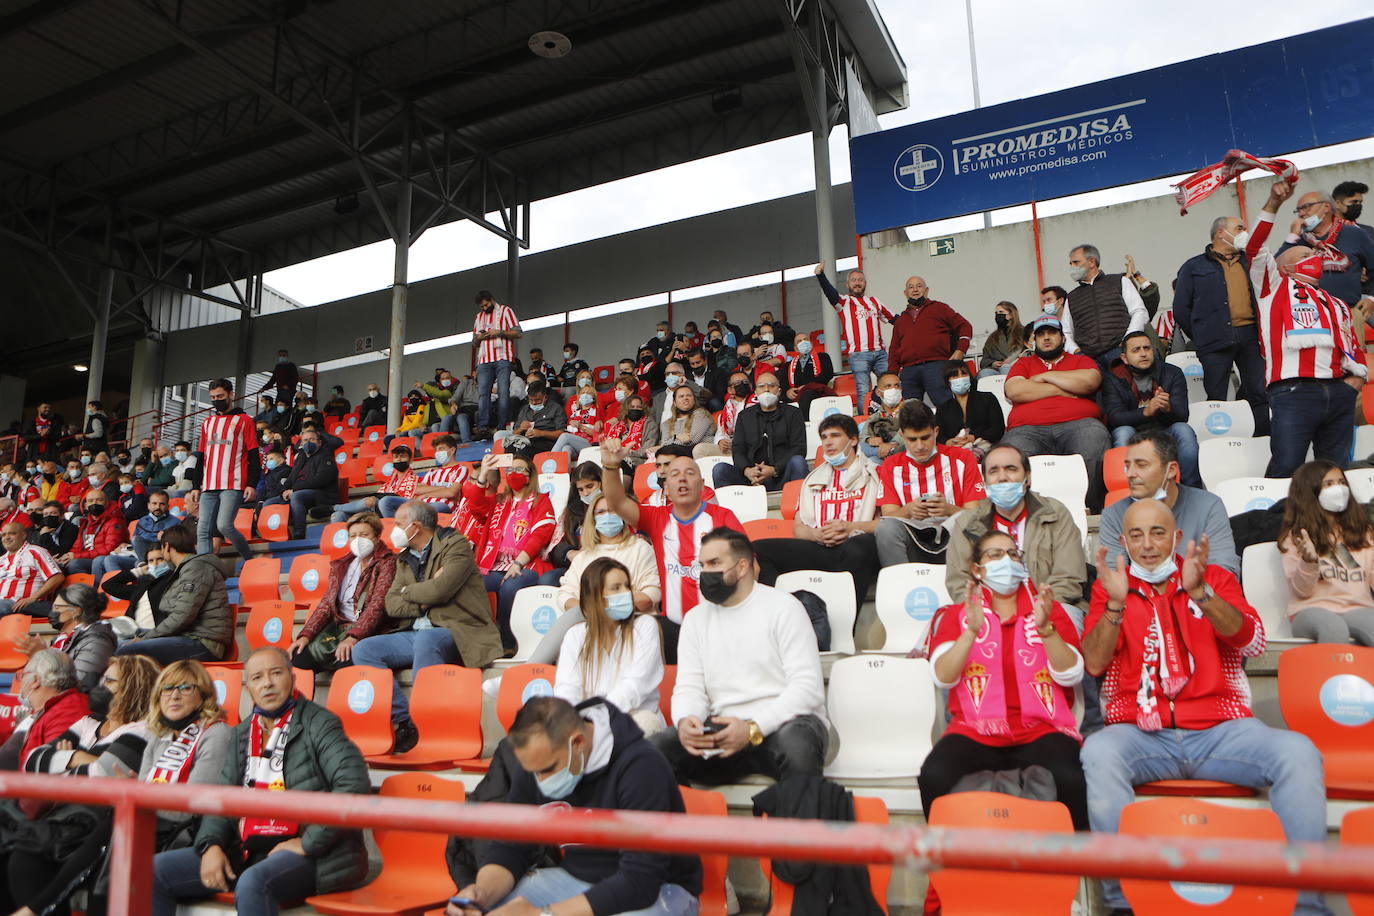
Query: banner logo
[[894, 144, 944, 192]]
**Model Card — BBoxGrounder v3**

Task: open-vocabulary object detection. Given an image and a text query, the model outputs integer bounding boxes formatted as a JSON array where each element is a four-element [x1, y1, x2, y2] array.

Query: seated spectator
[[151, 647, 371, 914], [783, 332, 837, 413], [254, 444, 291, 507], [0, 496, 30, 531], [463, 453, 556, 650], [116, 524, 231, 664], [358, 383, 387, 429], [1098, 430, 1239, 576], [659, 384, 717, 456], [289, 512, 398, 671], [87, 461, 119, 502], [323, 384, 351, 419], [545, 462, 603, 583], [754, 414, 881, 609], [709, 371, 754, 457], [751, 310, 798, 349], [413, 435, 470, 514], [652, 529, 827, 784], [686, 347, 727, 412], [1080, 499, 1328, 916], [143, 659, 233, 840], [392, 389, 430, 445], [936, 360, 1005, 459], [919, 531, 1087, 850], [752, 322, 788, 371], [978, 301, 1024, 378], [1001, 315, 1112, 511], [1, 650, 88, 771], [500, 378, 566, 459], [32, 501, 78, 562], [603, 391, 659, 468], [557, 342, 591, 390], [63, 488, 127, 575], [859, 372, 904, 459], [421, 368, 475, 442], [116, 470, 148, 522], [55, 459, 89, 511], [1279, 460, 1374, 645], [553, 558, 665, 735], [707, 327, 740, 373], [651, 362, 705, 425], [102, 544, 177, 640], [450, 696, 701, 916], [332, 444, 419, 522], [144, 446, 177, 490], [354, 500, 503, 751], [712, 372, 806, 492], [875, 401, 986, 567], [552, 384, 603, 456], [1, 465, 39, 512], [130, 489, 182, 563], [168, 441, 199, 494], [1101, 331, 1201, 488], [597, 373, 634, 421], [15, 582, 116, 692], [272, 425, 337, 539]]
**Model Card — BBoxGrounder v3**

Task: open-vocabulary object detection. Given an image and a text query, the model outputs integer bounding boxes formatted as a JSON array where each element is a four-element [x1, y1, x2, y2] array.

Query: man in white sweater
[[651, 527, 828, 783]]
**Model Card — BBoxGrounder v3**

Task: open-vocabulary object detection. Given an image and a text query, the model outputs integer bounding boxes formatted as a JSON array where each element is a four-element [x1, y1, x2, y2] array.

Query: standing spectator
[[1247, 180, 1367, 477], [1173, 213, 1271, 435], [979, 301, 1025, 378], [188, 378, 259, 561], [358, 382, 386, 429], [354, 500, 503, 750], [1100, 331, 1201, 487], [814, 260, 895, 413], [290, 513, 398, 671], [276, 426, 337, 539], [652, 528, 827, 784], [711, 373, 806, 491], [322, 385, 351, 419], [81, 400, 109, 454], [1080, 499, 1328, 916], [860, 372, 904, 459], [258, 348, 300, 405], [936, 361, 1005, 459], [0, 521, 63, 617], [64, 488, 127, 576], [685, 347, 727, 412], [1278, 460, 1374, 645], [130, 490, 182, 561], [21, 404, 62, 463], [472, 289, 522, 435], [1062, 244, 1148, 367], [32, 502, 78, 562], [659, 385, 717, 456], [1281, 190, 1374, 315], [552, 385, 603, 457], [888, 275, 972, 407], [783, 332, 837, 414], [557, 342, 590, 390], [115, 524, 231, 664], [150, 647, 370, 915], [1001, 316, 1112, 511]]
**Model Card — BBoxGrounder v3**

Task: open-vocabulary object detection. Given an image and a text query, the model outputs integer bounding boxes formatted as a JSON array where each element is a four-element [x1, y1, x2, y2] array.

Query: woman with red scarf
[[602, 393, 658, 469], [783, 331, 837, 414]]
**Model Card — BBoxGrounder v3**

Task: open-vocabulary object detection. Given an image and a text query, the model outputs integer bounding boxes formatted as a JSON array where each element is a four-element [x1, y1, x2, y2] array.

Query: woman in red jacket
[[289, 512, 398, 671], [62, 488, 127, 576], [462, 452, 556, 651]]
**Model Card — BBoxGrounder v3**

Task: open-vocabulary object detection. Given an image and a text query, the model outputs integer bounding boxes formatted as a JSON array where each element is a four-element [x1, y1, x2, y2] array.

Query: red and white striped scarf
[[1172, 149, 1298, 215]]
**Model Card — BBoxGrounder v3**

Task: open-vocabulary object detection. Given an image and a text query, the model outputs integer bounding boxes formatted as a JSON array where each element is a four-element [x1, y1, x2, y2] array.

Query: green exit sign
[[928, 236, 956, 256]]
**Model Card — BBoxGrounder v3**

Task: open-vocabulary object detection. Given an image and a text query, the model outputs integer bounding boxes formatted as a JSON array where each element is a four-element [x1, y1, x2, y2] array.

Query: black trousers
[[916, 731, 1089, 830], [1, 822, 112, 916], [650, 714, 828, 786], [753, 533, 878, 612]]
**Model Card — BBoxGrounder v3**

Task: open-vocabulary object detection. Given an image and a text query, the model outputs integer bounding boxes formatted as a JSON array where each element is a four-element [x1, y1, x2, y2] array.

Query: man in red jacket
[[1080, 499, 1328, 916], [60, 488, 127, 575], [887, 276, 972, 408], [8, 649, 88, 771]]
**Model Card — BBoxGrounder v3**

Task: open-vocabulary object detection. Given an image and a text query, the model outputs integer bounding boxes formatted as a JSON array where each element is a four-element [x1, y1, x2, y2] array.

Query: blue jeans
[[848, 349, 888, 415], [331, 495, 378, 523], [197, 488, 253, 559], [712, 455, 808, 492], [476, 359, 513, 430], [0, 598, 51, 617], [376, 495, 407, 517], [92, 553, 137, 582], [1082, 718, 1331, 915], [498, 866, 698, 916], [351, 627, 458, 723], [899, 360, 953, 407], [552, 432, 592, 455], [116, 636, 218, 665], [484, 568, 539, 650], [152, 846, 316, 916], [1112, 422, 1202, 488], [64, 557, 94, 575], [1198, 324, 1270, 435], [977, 364, 1014, 379], [1266, 378, 1357, 478], [286, 488, 331, 539], [437, 411, 474, 443]]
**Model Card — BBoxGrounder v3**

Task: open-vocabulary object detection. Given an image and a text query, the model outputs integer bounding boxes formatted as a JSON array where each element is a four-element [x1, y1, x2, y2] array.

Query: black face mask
[[626, 409, 646, 421], [995, 315, 1010, 330], [160, 710, 200, 732], [699, 570, 737, 604], [1347, 202, 1364, 222], [733, 382, 752, 398], [40, 516, 60, 529], [1127, 360, 1154, 377], [43, 472, 56, 483], [708, 339, 722, 349], [737, 357, 751, 368], [392, 461, 410, 473], [87, 685, 114, 719], [87, 503, 106, 517], [211, 398, 230, 414], [1038, 341, 1066, 360], [639, 355, 653, 364], [908, 296, 927, 308]]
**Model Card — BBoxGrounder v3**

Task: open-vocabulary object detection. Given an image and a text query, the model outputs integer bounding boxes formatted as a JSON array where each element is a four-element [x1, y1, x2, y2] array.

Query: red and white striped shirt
[[993, 507, 1029, 547], [637, 503, 744, 624], [379, 470, 420, 499], [473, 303, 520, 364], [196, 411, 257, 491], [565, 404, 601, 443], [835, 295, 896, 354], [0, 543, 60, 602], [877, 446, 985, 508], [419, 463, 470, 511], [1247, 215, 1367, 386]]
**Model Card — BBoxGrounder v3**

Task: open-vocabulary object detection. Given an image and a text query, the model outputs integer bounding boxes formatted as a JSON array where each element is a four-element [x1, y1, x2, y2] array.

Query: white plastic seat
[[873, 563, 950, 653], [1028, 454, 1088, 510], [979, 374, 1011, 421], [1354, 425, 1374, 463], [775, 569, 856, 655], [1241, 543, 1309, 645], [1347, 467, 1374, 504], [1213, 477, 1289, 517], [507, 586, 563, 662], [1165, 351, 1210, 402], [538, 473, 570, 522], [1187, 400, 1256, 441], [824, 655, 935, 779], [575, 445, 602, 467], [807, 395, 855, 427], [804, 422, 820, 461], [1199, 437, 1271, 489], [695, 455, 731, 483], [713, 484, 768, 523]]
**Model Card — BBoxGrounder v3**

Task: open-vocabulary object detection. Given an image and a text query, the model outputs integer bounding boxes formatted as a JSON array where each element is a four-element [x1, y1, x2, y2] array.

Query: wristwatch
[[1190, 584, 1216, 604], [746, 720, 764, 746]]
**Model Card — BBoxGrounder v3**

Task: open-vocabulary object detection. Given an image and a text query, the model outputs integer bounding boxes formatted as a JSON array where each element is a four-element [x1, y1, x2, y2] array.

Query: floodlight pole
[[810, 62, 841, 360], [386, 111, 413, 431]]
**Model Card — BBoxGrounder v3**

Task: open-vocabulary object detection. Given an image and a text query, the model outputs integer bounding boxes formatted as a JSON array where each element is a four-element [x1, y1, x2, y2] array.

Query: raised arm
[[597, 437, 640, 528]]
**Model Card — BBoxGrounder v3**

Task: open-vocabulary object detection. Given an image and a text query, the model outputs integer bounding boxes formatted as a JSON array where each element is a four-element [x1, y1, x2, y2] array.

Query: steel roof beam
[[0, 0, 93, 43]]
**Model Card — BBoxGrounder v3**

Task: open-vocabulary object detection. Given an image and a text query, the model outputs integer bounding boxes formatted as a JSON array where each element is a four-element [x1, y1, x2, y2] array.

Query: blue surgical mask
[[266, 458, 281, 470], [949, 376, 971, 395], [148, 562, 171, 578], [605, 591, 634, 621], [796, 339, 813, 355], [119, 483, 133, 494], [276, 406, 286, 414], [79, 455, 91, 466], [433, 450, 450, 466], [823, 450, 848, 467], [664, 374, 683, 389], [594, 512, 625, 537], [301, 440, 319, 455], [1130, 555, 1177, 584], [987, 480, 1025, 510], [536, 735, 585, 800], [979, 556, 1028, 595], [1302, 214, 1321, 231], [578, 393, 594, 407], [160, 455, 173, 466]]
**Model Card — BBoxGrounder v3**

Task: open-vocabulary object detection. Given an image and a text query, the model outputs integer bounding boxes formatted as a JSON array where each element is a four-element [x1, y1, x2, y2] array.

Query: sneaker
[[110, 616, 139, 640], [392, 718, 419, 754]]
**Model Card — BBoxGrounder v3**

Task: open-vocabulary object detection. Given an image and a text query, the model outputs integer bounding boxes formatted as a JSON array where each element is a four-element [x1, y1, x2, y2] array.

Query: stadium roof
[[0, 0, 906, 395]]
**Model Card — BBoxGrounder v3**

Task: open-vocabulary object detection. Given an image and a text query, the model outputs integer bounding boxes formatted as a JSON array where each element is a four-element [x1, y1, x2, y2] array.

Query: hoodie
[[483, 700, 703, 915]]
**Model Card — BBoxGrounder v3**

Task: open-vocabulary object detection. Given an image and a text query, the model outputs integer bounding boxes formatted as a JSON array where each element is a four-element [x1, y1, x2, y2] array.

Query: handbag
[[301, 621, 346, 670]]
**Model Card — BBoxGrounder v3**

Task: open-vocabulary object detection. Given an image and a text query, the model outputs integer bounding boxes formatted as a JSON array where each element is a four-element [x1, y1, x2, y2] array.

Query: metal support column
[[234, 309, 254, 406], [86, 266, 114, 406], [386, 117, 413, 431], [506, 233, 520, 309], [811, 63, 840, 357]]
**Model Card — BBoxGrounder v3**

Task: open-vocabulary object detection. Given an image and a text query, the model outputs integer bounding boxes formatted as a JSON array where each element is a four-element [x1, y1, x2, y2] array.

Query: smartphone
[[448, 897, 487, 913], [921, 492, 943, 501], [701, 717, 726, 735], [492, 453, 514, 469]]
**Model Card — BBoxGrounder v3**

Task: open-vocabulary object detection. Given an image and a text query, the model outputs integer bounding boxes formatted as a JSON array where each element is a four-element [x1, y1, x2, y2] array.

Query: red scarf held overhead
[[1172, 149, 1299, 215]]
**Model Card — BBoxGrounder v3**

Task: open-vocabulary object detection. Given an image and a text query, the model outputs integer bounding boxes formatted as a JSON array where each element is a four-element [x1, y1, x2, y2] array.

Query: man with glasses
[[1280, 188, 1374, 320], [0, 520, 63, 617], [711, 372, 807, 492]]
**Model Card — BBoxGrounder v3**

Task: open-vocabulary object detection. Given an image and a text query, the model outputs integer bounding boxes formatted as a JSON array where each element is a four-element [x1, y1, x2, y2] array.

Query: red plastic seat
[[257, 504, 290, 542], [743, 518, 791, 540], [62, 573, 94, 589], [370, 453, 397, 482], [659, 664, 677, 725], [633, 462, 657, 501], [1136, 779, 1256, 798], [417, 431, 443, 458], [592, 364, 615, 390], [680, 787, 730, 916], [533, 450, 569, 476], [1342, 807, 1374, 915], [294, 667, 316, 701], [761, 794, 891, 915], [205, 666, 244, 726], [235, 557, 281, 605], [832, 374, 856, 399], [360, 425, 387, 446], [367, 665, 483, 770], [1103, 445, 1129, 492], [287, 553, 332, 609], [0, 615, 31, 672], [99, 569, 128, 618], [1105, 488, 1132, 508], [326, 666, 394, 757], [457, 664, 555, 772], [780, 479, 803, 521], [307, 773, 466, 915], [245, 601, 295, 652], [234, 507, 257, 544], [1279, 643, 1374, 798]]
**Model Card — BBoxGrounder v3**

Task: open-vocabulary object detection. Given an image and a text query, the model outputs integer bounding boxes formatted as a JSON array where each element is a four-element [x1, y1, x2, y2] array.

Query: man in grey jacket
[[115, 524, 232, 664]]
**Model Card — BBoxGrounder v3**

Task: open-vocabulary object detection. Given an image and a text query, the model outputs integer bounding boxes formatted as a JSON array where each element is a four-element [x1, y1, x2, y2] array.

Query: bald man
[[711, 372, 807, 492], [1079, 499, 1330, 916], [886, 275, 972, 407], [0, 521, 63, 617], [1278, 189, 1374, 316]]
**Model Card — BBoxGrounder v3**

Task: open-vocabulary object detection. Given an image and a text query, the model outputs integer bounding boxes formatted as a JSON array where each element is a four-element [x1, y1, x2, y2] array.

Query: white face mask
[[1226, 229, 1250, 249], [1319, 483, 1351, 514], [1042, 302, 1058, 315], [881, 388, 902, 408], [757, 391, 779, 408], [433, 450, 450, 466], [349, 536, 375, 559], [389, 524, 411, 551]]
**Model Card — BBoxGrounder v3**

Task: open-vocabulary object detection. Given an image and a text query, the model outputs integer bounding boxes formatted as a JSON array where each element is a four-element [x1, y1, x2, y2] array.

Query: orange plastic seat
[[326, 666, 394, 757], [294, 667, 316, 701], [1136, 779, 1256, 798], [360, 425, 387, 446], [780, 479, 803, 521], [366, 665, 483, 770], [659, 664, 677, 725], [1105, 487, 1132, 508], [337, 458, 365, 489], [206, 666, 244, 726], [0, 615, 31, 672], [1103, 446, 1129, 492], [287, 553, 332, 609], [327, 421, 346, 437], [1342, 807, 1374, 915], [680, 787, 730, 916], [234, 507, 257, 544], [236, 557, 282, 605], [533, 450, 569, 476], [245, 601, 295, 652], [370, 453, 397, 482], [457, 663, 555, 772], [744, 518, 791, 540], [1119, 798, 1295, 914], [1363, 383, 1374, 426], [761, 794, 890, 915], [633, 462, 657, 501], [592, 364, 615, 390], [1279, 644, 1374, 798], [927, 792, 1076, 915], [319, 522, 351, 559], [257, 504, 291, 542], [99, 569, 128, 617], [307, 773, 465, 915], [62, 573, 94, 589], [833, 374, 857, 399], [357, 439, 384, 461]]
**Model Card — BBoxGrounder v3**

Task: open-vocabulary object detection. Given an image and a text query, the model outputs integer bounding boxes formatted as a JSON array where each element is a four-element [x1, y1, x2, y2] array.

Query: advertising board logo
[[894, 144, 944, 192]]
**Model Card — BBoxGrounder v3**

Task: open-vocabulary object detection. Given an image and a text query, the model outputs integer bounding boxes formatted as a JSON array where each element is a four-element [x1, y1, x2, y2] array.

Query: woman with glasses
[[13, 582, 117, 692], [139, 660, 233, 845]]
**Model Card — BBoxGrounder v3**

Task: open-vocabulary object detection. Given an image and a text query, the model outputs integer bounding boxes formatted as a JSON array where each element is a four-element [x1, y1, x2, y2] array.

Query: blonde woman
[[140, 660, 234, 844]]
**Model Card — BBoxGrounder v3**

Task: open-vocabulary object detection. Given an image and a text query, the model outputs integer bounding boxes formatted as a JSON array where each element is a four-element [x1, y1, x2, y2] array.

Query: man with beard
[[1099, 331, 1200, 487], [814, 261, 896, 415]]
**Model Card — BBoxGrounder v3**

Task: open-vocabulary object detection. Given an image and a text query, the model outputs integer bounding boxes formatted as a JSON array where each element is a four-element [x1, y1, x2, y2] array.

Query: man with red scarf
[[782, 329, 837, 414], [1080, 499, 1329, 916], [1279, 189, 1374, 320]]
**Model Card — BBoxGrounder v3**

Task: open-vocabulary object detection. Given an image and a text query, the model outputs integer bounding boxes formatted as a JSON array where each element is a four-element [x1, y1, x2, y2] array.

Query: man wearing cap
[[1001, 316, 1112, 512]]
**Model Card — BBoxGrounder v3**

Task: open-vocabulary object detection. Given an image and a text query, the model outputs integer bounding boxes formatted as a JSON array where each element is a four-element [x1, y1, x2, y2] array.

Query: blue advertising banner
[[849, 18, 1374, 234]]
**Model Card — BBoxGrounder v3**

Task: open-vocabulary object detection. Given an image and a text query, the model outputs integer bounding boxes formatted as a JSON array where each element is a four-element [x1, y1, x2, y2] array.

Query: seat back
[[1166, 351, 1210, 402], [695, 455, 731, 484], [1241, 544, 1304, 643], [205, 666, 244, 726], [1214, 477, 1289, 517], [1102, 445, 1129, 492], [576, 445, 602, 467], [508, 586, 562, 662], [679, 787, 730, 916], [373, 773, 466, 883], [808, 395, 855, 426], [853, 795, 891, 913], [1341, 807, 1374, 916], [775, 569, 856, 654], [714, 484, 767, 523], [318, 522, 351, 560], [591, 364, 615, 390], [496, 663, 557, 732], [236, 557, 281, 605], [370, 453, 397, 482], [294, 667, 315, 701], [633, 462, 658, 501], [1348, 467, 1374, 504], [929, 792, 1077, 915], [0, 615, 32, 670], [287, 553, 331, 609], [1119, 798, 1295, 915], [63, 573, 94, 589], [234, 507, 256, 544], [361, 425, 387, 446], [832, 373, 857, 399], [1028, 454, 1088, 510], [244, 601, 296, 652], [418, 431, 443, 458], [1188, 399, 1256, 441], [659, 664, 677, 725], [979, 374, 1011, 421], [743, 518, 791, 540], [824, 656, 933, 778], [533, 450, 569, 476], [1200, 437, 1271, 489], [1279, 644, 1374, 787], [337, 458, 365, 489], [874, 563, 950, 653], [257, 504, 290, 542], [538, 474, 570, 521], [326, 666, 394, 756], [405, 665, 484, 762], [780, 479, 803, 521], [99, 569, 129, 617]]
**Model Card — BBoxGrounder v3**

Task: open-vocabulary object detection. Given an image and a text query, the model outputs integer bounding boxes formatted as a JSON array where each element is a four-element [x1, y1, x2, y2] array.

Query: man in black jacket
[[1100, 332, 1201, 488], [449, 696, 702, 916], [278, 427, 338, 539], [711, 372, 807, 492], [32, 502, 78, 558], [684, 348, 727, 412]]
